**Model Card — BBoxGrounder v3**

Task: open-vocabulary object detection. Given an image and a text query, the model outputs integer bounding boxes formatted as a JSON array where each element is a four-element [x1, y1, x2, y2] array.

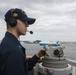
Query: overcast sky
[[0, 0, 76, 42]]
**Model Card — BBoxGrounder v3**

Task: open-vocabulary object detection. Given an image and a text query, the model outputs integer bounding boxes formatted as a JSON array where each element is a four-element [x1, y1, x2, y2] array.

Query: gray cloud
[[0, 0, 76, 41]]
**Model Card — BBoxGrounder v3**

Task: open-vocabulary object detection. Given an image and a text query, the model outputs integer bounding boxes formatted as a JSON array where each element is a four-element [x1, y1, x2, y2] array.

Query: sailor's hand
[[36, 47, 46, 58]]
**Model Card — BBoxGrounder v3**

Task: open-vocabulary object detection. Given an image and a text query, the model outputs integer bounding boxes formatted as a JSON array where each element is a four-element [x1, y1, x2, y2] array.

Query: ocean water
[[21, 43, 76, 60], [21, 43, 76, 75]]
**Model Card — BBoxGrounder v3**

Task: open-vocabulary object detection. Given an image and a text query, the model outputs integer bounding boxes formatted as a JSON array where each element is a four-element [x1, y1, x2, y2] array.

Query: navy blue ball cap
[[5, 8, 36, 25]]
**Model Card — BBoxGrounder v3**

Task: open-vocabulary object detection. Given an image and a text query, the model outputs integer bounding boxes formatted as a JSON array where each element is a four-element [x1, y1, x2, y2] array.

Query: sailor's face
[[16, 19, 29, 35]]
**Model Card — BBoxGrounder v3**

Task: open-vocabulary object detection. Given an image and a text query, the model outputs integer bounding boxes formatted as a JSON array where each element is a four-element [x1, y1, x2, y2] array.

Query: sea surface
[[21, 43, 76, 75], [21, 43, 76, 60]]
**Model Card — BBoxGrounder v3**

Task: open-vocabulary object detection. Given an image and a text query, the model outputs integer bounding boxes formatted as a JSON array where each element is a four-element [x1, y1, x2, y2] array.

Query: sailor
[[0, 8, 45, 75]]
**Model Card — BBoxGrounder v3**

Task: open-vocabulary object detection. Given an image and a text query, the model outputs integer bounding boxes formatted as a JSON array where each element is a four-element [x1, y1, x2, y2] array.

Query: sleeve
[[27, 54, 40, 70], [3, 50, 27, 75]]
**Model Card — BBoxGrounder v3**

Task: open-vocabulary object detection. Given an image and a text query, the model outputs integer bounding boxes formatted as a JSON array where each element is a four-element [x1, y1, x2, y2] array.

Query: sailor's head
[[4, 8, 36, 35]]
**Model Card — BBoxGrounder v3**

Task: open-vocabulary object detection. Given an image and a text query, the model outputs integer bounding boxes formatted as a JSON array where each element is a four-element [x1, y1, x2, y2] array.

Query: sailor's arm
[[26, 56, 42, 61], [26, 48, 46, 70]]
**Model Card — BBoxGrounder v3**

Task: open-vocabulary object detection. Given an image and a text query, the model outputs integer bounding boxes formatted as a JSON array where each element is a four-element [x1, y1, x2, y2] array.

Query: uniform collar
[[5, 31, 21, 45], [5, 32, 26, 54]]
